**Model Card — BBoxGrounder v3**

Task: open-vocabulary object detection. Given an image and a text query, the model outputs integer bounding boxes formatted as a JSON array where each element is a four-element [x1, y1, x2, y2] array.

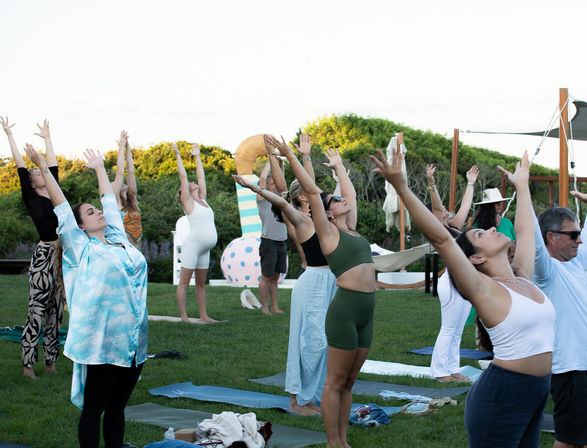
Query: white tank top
[[186, 199, 216, 235], [481, 278, 555, 361]]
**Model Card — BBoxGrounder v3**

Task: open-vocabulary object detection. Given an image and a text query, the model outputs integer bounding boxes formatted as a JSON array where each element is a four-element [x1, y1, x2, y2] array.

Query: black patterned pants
[[21, 240, 65, 368]]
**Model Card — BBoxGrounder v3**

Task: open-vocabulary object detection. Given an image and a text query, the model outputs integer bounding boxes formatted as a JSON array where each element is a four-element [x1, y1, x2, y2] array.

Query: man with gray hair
[[533, 193, 587, 448]]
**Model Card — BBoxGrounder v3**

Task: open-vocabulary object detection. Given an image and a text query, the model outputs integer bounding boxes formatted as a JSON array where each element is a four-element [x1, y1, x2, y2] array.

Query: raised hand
[[171, 142, 180, 157], [294, 133, 311, 157], [34, 119, 51, 139], [426, 164, 436, 180], [497, 151, 529, 189], [117, 130, 129, 148], [23, 143, 47, 168], [83, 149, 104, 171], [466, 165, 479, 184], [232, 174, 251, 188], [370, 147, 407, 189], [1, 116, 15, 135], [191, 143, 200, 157], [264, 135, 291, 158], [322, 148, 342, 168], [570, 190, 587, 203]]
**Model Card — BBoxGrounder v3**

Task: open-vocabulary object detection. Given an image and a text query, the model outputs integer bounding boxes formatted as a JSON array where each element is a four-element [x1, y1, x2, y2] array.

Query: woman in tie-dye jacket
[[24, 144, 148, 448]]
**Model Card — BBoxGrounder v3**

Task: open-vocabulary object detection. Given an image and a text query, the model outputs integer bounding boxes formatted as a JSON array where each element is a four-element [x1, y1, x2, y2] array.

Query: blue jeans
[[465, 362, 550, 448]]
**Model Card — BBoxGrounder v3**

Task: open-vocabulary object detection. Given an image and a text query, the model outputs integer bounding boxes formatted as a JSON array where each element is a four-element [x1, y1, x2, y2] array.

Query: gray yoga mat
[[125, 403, 326, 448], [249, 372, 471, 399]]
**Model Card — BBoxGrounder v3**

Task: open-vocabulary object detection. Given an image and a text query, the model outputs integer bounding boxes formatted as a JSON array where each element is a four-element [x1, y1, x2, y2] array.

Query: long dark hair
[[72, 204, 86, 226], [473, 203, 498, 230], [454, 229, 493, 353]]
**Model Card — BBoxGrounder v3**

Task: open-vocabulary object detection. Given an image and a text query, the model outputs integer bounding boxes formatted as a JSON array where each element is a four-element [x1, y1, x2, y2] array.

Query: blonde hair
[[289, 179, 304, 209]]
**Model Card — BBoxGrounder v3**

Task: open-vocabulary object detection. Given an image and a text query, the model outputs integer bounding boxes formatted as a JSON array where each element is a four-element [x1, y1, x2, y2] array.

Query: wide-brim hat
[[474, 188, 512, 205]]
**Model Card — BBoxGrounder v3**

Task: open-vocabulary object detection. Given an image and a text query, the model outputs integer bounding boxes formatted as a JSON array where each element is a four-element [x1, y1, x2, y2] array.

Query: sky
[[2, 0, 587, 175]]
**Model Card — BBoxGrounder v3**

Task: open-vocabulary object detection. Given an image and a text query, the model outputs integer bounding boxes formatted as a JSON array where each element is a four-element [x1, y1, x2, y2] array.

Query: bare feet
[[289, 402, 320, 416], [180, 314, 190, 322], [436, 375, 458, 382], [307, 402, 321, 412], [45, 363, 56, 373], [451, 373, 470, 381], [271, 308, 285, 314], [199, 316, 218, 323], [23, 367, 36, 378], [261, 307, 271, 315]]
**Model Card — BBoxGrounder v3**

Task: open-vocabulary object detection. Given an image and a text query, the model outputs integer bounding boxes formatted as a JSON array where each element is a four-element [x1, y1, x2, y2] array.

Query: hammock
[[372, 243, 433, 272]]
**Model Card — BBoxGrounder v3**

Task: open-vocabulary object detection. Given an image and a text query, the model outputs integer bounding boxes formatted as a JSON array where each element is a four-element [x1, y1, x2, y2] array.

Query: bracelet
[[302, 157, 312, 163], [467, 182, 474, 186], [427, 186, 436, 191], [255, 187, 264, 194]]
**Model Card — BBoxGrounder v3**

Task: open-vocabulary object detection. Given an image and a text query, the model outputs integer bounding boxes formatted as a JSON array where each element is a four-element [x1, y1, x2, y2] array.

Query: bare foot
[[261, 307, 271, 315], [199, 316, 218, 323], [271, 308, 285, 314], [180, 315, 190, 322], [23, 367, 36, 378], [307, 402, 321, 412], [289, 403, 320, 416], [451, 373, 470, 381], [436, 375, 458, 382], [45, 363, 56, 373]]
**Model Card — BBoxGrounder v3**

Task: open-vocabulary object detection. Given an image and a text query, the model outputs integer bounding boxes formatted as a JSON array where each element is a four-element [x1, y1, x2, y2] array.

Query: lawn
[[0, 274, 555, 447]]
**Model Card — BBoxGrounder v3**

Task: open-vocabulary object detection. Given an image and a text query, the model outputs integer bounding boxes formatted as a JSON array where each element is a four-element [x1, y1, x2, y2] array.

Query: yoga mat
[[0, 326, 67, 346], [408, 347, 493, 359], [541, 413, 554, 433], [149, 383, 402, 416], [249, 373, 471, 399], [360, 361, 483, 382], [148, 316, 225, 324], [0, 444, 33, 448], [125, 403, 326, 448]]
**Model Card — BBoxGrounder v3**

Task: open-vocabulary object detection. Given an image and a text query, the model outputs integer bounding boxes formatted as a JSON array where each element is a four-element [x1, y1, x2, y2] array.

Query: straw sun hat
[[474, 188, 512, 206]]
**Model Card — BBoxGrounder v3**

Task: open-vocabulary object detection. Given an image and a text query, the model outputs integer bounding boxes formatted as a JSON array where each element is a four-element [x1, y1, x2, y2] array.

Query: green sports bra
[[325, 228, 374, 278]]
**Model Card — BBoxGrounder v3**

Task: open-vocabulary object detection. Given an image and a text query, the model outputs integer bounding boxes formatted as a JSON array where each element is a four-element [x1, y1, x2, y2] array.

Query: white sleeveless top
[[481, 278, 555, 361]]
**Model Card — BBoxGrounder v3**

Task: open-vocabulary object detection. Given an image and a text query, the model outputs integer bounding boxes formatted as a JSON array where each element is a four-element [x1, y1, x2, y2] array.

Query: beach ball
[[220, 236, 288, 285]]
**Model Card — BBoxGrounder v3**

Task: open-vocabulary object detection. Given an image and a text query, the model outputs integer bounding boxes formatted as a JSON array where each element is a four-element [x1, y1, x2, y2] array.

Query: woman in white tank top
[[372, 149, 555, 448], [172, 142, 217, 323]]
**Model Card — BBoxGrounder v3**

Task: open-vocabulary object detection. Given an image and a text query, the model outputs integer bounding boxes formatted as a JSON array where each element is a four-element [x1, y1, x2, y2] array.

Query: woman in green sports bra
[[267, 135, 376, 448]]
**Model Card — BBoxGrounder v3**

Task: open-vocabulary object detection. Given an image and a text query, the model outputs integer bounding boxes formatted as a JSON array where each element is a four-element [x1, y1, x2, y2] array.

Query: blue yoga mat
[[409, 347, 492, 359], [149, 382, 403, 416]]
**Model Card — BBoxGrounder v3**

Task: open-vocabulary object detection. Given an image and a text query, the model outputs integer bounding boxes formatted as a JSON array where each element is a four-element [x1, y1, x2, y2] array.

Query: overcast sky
[[2, 0, 587, 175]]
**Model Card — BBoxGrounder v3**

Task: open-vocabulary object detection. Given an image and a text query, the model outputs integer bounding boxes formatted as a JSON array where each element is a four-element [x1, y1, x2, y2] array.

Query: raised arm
[[1, 116, 25, 168], [499, 153, 533, 279], [125, 135, 138, 204], [294, 133, 315, 182], [112, 131, 128, 207], [83, 149, 113, 198], [172, 143, 193, 215], [191, 143, 207, 201], [450, 165, 478, 229], [34, 119, 57, 167], [267, 135, 338, 253], [370, 148, 495, 307], [23, 143, 66, 206], [233, 174, 306, 227], [426, 164, 444, 222], [323, 148, 357, 229], [264, 136, 287, 194]]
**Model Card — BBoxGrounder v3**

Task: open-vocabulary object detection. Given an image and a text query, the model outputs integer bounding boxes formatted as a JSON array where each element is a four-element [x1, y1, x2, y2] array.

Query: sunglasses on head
[[551, 230, 581, 240], [326, 195, 342, 209]]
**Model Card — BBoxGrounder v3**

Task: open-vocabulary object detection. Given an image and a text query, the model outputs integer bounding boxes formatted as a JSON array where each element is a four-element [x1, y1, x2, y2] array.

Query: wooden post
[[559, 88, 569, 207], [449, 129, 459, 212], [398, 133, 406, 253]]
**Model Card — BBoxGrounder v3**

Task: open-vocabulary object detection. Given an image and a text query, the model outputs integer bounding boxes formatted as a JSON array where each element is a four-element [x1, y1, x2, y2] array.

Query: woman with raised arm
[[23, 144, 148, 448], [112, 130, 142, 249], [173, 142, 217, 323], [426, 163, 479, 382], [267, 135, 374, 448], [372, 148, 554, 448], [233, 134, 337, 416], [1, 117, 65, 378]]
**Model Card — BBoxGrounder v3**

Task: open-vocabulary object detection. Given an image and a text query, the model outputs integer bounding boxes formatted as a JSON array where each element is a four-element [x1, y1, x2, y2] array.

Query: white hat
[[240, 289, 262, 310], [474, 188, 512, 205]]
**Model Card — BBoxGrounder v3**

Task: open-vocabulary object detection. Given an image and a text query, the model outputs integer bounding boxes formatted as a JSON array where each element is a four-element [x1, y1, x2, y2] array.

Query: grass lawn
[[0, 274, 555, 447]]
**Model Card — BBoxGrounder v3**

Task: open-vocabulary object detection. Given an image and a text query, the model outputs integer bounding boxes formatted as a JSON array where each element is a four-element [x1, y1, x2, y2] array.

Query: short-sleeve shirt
[[532, 215, 587, 374], [497, 217, 516, 241], [17, 166, 59, 241], [257, 197, 287, 241], [55, 194, 148, 408]]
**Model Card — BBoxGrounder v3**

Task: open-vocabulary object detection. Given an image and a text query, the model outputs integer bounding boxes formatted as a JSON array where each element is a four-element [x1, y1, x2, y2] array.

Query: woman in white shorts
[[173, 142, 217, 322]]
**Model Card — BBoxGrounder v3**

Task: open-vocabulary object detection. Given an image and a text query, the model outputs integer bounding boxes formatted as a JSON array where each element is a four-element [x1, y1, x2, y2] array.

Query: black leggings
[[78, 361, 143, 448]]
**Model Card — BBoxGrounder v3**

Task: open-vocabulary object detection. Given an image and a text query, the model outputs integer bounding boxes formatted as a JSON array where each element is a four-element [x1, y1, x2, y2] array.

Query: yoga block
[[174, 428, 197, 443]]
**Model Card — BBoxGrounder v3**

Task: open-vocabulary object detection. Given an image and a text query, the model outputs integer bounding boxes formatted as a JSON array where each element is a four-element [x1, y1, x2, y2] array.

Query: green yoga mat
[[0, 326, 67, 346], [125, 403, 326, 448]]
